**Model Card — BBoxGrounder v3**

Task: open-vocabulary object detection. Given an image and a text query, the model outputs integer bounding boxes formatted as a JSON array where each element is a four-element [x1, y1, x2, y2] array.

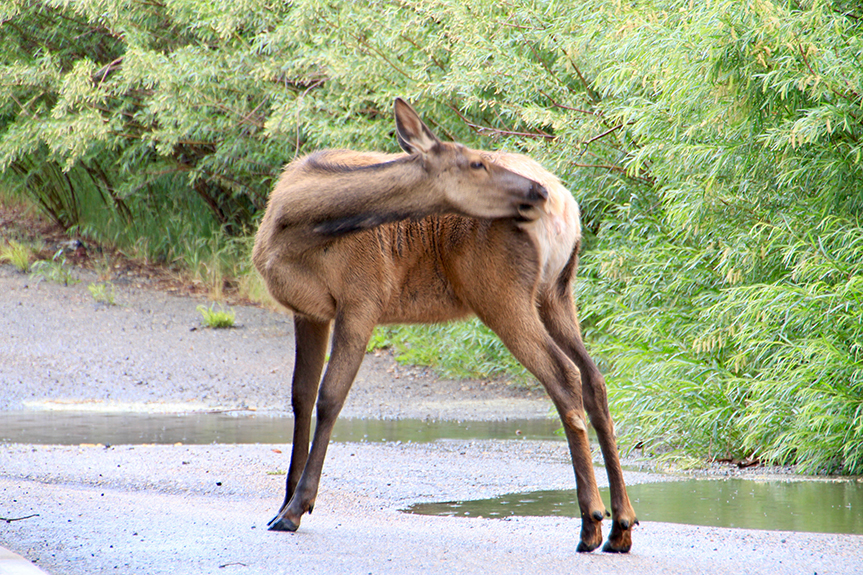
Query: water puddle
[[0, 411, 561, 445], [405, 478, 863, 535], [4, 411, 860, 535]]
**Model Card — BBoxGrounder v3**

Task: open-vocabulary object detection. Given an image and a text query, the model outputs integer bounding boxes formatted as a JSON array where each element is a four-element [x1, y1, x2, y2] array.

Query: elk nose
[[529, 182, 548, 203]]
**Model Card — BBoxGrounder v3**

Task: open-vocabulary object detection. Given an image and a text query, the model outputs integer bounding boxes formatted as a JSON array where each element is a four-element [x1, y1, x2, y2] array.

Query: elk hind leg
[[476, 302, 606, 552], [539, 288, 637, 553]]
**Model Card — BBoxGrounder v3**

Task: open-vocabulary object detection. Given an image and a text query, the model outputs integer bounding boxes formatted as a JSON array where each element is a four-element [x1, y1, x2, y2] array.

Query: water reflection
[[0, 411, 561, 445], [405, 478, 863, 535]]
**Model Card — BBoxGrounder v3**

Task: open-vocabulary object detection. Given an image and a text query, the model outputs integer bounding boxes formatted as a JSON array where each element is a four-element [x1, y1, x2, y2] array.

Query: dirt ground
[[1, 263, 861, 574]]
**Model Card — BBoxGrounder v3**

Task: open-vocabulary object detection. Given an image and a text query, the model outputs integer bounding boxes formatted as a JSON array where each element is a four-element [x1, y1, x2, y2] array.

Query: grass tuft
[[197, 303, 236, 328], [29, 250, 79, 285], [0, 240, 34, 272], [88, 282, 116, 305]]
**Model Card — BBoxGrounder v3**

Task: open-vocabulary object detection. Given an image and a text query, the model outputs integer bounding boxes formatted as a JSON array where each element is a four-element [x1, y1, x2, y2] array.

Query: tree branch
[[539, 90, 602, 117], [582, 123, 630, 146], [400, 34, 446, 72], [447, 105, 555, 140], [571, 161, 655, 186], [797, 40, 861, 103]]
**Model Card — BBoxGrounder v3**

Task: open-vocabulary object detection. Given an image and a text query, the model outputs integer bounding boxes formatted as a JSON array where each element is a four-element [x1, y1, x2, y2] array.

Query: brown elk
[[252, 98, 637, 553]]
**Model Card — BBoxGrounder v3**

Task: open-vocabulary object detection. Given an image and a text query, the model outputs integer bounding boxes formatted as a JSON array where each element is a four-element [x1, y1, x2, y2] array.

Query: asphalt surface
[[1, 264, 861, 574]]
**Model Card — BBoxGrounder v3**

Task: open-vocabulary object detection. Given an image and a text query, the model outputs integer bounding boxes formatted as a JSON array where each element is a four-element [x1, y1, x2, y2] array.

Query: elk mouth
[[516, 203, 542, 221]]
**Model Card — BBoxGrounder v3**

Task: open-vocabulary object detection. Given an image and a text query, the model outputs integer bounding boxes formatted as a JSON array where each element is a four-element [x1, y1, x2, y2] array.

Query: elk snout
[[516, 181, 548, 221], [529, 181, 549, 203]]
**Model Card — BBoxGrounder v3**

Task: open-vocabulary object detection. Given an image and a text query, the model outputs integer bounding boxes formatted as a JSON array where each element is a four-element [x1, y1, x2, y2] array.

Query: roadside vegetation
[[0, 239, 34, 272], [88, 281, 117, 305], [197, 303, 237, 329], [29, 249, 79, 286], [1, 0, 861, 474]]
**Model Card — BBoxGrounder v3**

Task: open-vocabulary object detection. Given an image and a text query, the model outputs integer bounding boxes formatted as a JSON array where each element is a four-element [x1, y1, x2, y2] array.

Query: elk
[[252, 98, 637, 553]]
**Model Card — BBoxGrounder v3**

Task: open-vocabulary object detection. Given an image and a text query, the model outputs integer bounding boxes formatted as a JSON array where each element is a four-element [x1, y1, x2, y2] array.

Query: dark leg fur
[[283, 318, 330, 508], [538, 287, 637, 553], [269, 309, 375, 532]]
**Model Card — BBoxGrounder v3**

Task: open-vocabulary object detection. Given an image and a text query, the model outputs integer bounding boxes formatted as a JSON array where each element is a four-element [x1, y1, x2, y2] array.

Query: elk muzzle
[[516, 181, 549, 221]]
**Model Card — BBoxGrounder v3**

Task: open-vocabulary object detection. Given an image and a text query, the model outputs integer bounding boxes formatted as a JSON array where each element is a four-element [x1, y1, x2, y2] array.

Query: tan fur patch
[[485, 152, 582, 282]]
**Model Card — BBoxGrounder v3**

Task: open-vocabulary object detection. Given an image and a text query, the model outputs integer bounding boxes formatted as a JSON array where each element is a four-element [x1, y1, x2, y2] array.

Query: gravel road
[[1, 263, 861, 574]]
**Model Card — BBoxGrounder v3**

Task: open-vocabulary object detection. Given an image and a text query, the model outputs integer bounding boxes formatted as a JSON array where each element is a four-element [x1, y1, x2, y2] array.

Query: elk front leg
[[268, 309, 375, 532], [272, 316, 330, 518], [474, 302, 607, 552], [539, 290, 638, 553]]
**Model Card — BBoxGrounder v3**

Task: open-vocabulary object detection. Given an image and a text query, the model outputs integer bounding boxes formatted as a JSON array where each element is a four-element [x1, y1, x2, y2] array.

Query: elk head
[[394, 98, 547, 220]]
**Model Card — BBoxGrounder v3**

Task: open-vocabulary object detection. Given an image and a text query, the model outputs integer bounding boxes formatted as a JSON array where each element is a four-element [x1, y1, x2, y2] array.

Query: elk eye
[[469, 161, 485, 170]]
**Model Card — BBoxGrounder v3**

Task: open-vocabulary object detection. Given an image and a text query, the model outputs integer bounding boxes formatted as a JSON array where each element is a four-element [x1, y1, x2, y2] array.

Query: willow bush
[[1, 0, 861, 473]]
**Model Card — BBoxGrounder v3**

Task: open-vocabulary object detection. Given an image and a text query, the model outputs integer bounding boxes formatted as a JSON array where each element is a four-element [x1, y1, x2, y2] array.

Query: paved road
[[2, 441, 860, 575]]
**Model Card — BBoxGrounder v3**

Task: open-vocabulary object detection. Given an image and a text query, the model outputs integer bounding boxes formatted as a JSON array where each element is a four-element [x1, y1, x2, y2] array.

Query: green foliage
[[76, 173, 227, 268], [181, 230, 256, 300], [0, 239, 33, 271], [197, 303, 236, 328], [88, 281, 116, 305], [2, 0, 862, 473], [29, 249, 78, 285], [562, 0, 863, 474], [370, 320, 530, 382]]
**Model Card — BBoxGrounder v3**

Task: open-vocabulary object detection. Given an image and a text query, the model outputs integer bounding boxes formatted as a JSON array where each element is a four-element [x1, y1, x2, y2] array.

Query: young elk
[[252, 98, 637, 552]]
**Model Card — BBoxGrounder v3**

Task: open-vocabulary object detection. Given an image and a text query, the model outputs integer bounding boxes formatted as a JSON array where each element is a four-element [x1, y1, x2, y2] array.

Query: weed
[[0, 240, 33, 272], [183, 231, 256, 301], [91, 256, 115, 282], [88, 282, 116, 305], [30, 250, 79, 285], [197, 303, 236, 328]]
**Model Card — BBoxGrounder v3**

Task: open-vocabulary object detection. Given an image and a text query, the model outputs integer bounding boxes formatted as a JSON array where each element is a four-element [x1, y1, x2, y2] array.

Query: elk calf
[[252, 98, 637, 552]]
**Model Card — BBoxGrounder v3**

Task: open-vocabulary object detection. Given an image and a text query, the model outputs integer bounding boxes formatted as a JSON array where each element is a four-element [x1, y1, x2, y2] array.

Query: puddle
[[405, 478, 863, 535], [0, 411, 561, 445], [5, 411, 860, 535]]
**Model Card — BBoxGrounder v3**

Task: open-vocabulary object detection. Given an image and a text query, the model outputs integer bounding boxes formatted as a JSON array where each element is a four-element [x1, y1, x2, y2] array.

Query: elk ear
[[394, 98, 441, 155]]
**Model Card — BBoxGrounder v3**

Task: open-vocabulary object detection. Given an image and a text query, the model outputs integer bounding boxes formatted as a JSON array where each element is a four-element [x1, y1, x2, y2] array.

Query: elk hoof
[[267, 515, 300, 532], [576, 512, 604, 553], [602, 518, 638, 553]]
